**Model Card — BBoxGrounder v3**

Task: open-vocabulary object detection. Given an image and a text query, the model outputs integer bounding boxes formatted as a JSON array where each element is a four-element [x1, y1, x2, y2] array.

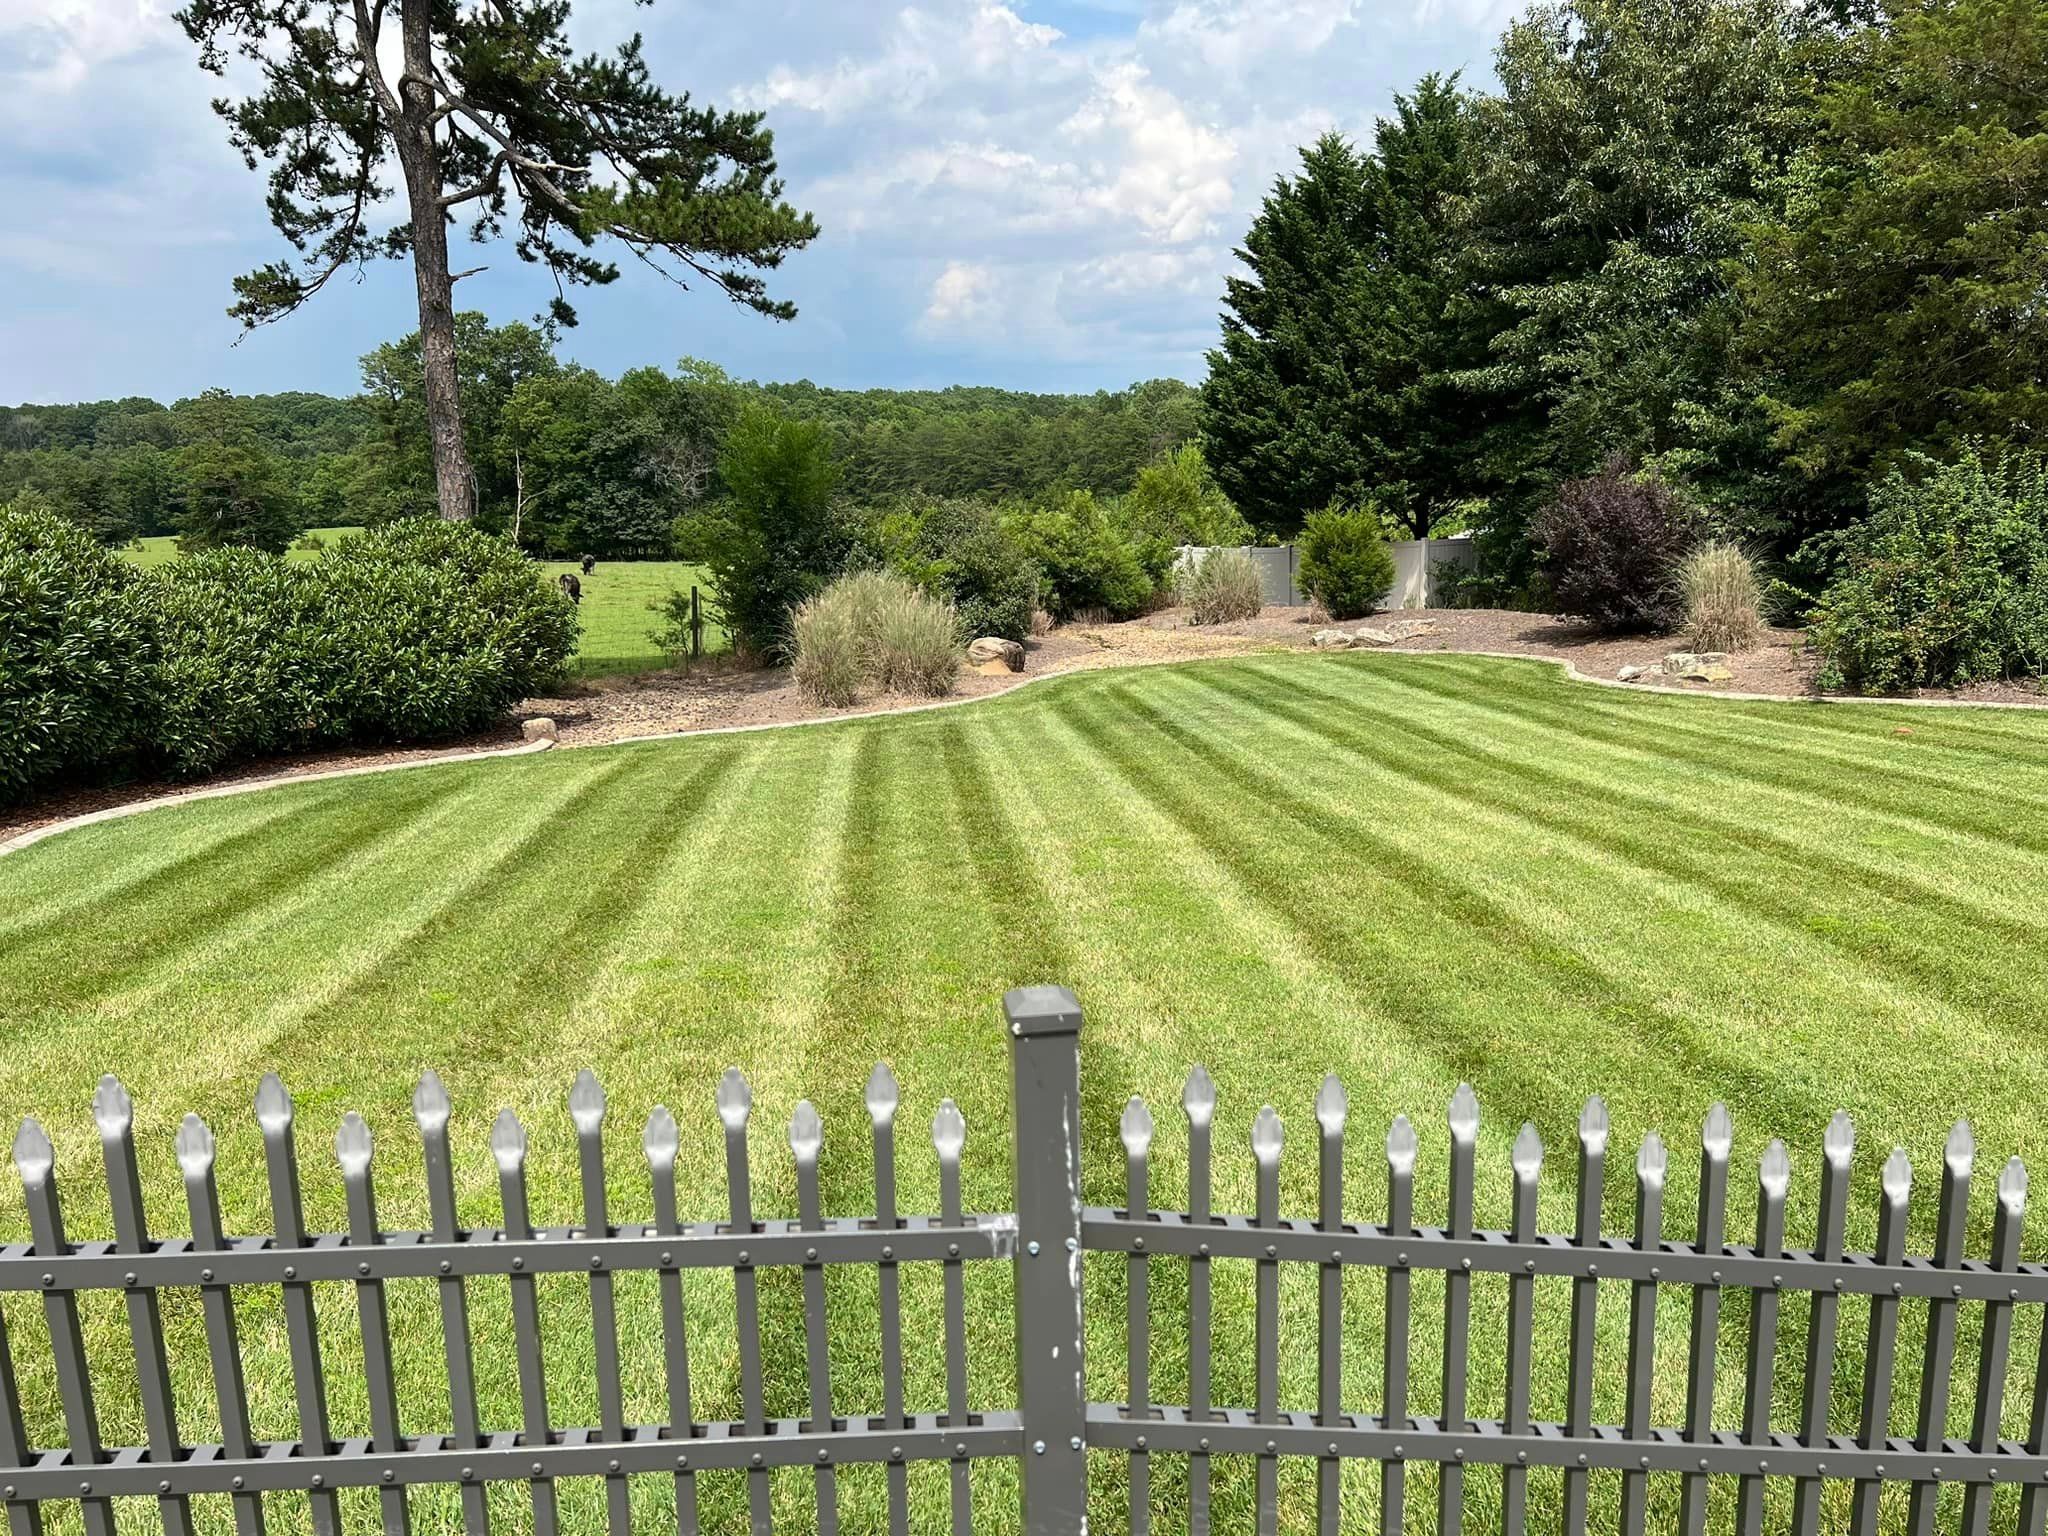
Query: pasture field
[[123, 526, 366, 567], [3, 654, 2047, 1534]]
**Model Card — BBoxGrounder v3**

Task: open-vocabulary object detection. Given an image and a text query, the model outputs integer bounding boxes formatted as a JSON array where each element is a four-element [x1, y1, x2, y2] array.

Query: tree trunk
[[393, 0, 475, 522]]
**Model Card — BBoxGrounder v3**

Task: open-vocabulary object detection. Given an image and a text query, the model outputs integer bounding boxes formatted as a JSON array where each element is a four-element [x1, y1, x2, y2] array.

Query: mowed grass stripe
[[4, 654, 2048, 1534]]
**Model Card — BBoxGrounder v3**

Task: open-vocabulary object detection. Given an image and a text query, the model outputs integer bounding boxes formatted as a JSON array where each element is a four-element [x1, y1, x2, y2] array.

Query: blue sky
[[0, 0, 1517, 405]]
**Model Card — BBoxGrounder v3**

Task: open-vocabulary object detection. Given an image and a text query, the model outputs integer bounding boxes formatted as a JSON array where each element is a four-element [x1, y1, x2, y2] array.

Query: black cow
[[580, 554, 597, 575], [558, 572, 582, 604]]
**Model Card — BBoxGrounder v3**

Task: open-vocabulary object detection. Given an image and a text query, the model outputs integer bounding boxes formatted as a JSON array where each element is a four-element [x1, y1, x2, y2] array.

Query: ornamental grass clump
[[1679, 541, 1764, 652], [790, 570, 959, 706], [1182, 548, 1264, 624]]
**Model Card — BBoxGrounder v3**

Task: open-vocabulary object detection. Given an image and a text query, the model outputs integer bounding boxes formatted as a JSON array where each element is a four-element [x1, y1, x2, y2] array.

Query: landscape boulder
[[1350, 618, 1438, 647], [1660, 651, 1733, 682], [967, 636, 1026, 675], [1312, 628, 1354, 649], [521, 717, 558, 744], [1616, 664, 1647, 682]]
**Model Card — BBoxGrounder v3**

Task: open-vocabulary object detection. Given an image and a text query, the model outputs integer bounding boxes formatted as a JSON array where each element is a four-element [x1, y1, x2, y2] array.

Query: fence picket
[[571, 1071, 631, 1536], [0, 1283, 41, 1536], [1183, 1065, 1214, 1536], [1735, 1141, 1791, 1536], [1907, 1121, 1975, 1536], [93, 1077, 192, 1536], [1792, 1112, 1855, 1536], [1121, 1097, 1154, 1536], [1678, 1102, 1733, 1536], [1563, 1096, 1608, 1536], [492, 1110, 560, 1536], [1619, 1133, 1668, 1536], [1850, 1148, 1914, 1536], [1437, 1085, 1476, 1536], [178, 1115, 266, 1536], [1962, 1158, 2027, 1536], [867, 1066, 908, 1536], [719, 1069, 772, 1536], [932, 1099, 970, 1536], [644, 1105, 699, 1536], [1499, 1123, 1541, 1534], [790, 1101, 839, 1536], [1315, 1077, 1345, 1536], [334, 1112, 411, 1536], [414, 1072, 489, 1536], [1252, 1106, 1282, 1536], [1381, 1115, 1415, 1536], [12, 1119, 114, 1536]]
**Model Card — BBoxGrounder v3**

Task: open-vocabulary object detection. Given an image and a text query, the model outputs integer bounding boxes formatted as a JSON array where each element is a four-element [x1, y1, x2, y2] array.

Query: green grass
[[123, 526, 365, 568], [3, 653, 2047, 1534], [535, 559, 727, 677], [122, 535, 722, 678]]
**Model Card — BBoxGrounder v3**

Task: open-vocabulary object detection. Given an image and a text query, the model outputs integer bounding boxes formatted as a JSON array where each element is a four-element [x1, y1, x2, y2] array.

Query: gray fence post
[[1007, 984, 1088, 1535]]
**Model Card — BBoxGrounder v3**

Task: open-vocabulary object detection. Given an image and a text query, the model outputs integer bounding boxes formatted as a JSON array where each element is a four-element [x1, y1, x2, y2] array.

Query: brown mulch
[[7, 606, 2043, 844]]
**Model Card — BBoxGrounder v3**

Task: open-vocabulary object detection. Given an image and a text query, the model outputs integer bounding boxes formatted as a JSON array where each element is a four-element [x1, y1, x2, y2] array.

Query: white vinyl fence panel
[[1177, 536, 1477, 610]]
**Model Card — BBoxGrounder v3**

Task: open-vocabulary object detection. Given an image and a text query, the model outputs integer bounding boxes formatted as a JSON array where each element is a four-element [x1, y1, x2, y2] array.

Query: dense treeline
[[1, 324, 1199, 558], [1201, 0, 2048, 606]]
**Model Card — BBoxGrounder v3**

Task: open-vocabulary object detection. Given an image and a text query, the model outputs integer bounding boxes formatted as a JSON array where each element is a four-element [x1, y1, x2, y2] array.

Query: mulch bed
[[7, 607, 2041, 844]]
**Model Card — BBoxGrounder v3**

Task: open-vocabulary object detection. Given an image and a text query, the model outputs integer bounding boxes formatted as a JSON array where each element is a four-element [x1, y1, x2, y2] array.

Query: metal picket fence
[[4, 984, 2048, 1535]]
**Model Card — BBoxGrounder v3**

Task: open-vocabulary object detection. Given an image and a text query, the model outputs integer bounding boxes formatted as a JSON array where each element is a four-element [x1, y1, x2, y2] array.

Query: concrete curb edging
[[0, 738, 555, 860], [5, 646, 2042, 861]]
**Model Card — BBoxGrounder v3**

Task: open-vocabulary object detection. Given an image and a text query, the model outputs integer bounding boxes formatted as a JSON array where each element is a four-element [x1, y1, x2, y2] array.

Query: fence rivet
[[1892, 1282, 1903, 1295], [2, 1487, 12, 1500], [1833, 1278, 1842, 1290], [1200, 1438, 1212, 1452], [1033, 1441, 1045, 1455], [1393, 1444, 1405, 1459], [816, 1450, 829, 1465], [660, 1250, 673, 1266], [1525, 1260, 1536, 1273], [1516, 1452, 1528, 1465], [1327, 1443, 1337, 1457], [606, 1459, 619, 1474], [1876, 1464, 1886, 1476], [382, 1470, 394, 1483], [1640, 1457, 1650, 1469], [1577, 1455, 1588, 1468], [806, 1247, 818, 1262], [1952, 1284, 1963, 1297], [1700, 1459, 1710, 1471], [1011, 1022, 1022, 1037], [1933, 1468, 1942, 1480], [750, 1454, 763, 1468], [77, 1483, 89, 1496], [1397, 1251, 1409, 1266], [948, 1242, 960, 1257], [160, 1479, 172, 1493], [1072, 1437, 1084, 1452], [1332, 1249, 1342, 1263], [1137, 1437, 1148, 1451], [676, 1456, 689, 1471], [439, 1260, 451, 1275], [460, 1468, 472, 1481], [1772, 1273, 1783, 1287], [1586, 1263, 1597, 1277], [1066, 1237, 1078, 1254], [1266, 1244, 1277, 1258], [1990, 1468, 2000, 1480], [1199, 1242, 1211, 1257], [1650, 1266, 1661, 1279], [955, 1443, 967, 1459], [1266, 1440, 1277, 1454], [311, 1474, 323, 1488], [2013, 1288, 2022, 1301], [1817, 1463, 1827, 1475], [39, 1274, 51, 1288], [283, 1265, 296, 1279], [1758, 1460, 1769, 1472], [1461, 1258, 1472, 1271], [202, 1268, 215, 1282], [882, 1245, 894, 1260], [358, 1261, 371, 1276], [232, 1476, 244, 1489], [532, 1462, 543, 1477], [1133, 1238, 1145, 1252], [591, 1255, 603, 1270], [739, 1250, 751, 1266], [1454, 1448, 1465, 1462], [891, 1446, 903, 1461], [123, 1272, 135, 1287], [1028, 1241, 1041, 1256], [512, 1257, 525, 1271], [1711, 1270, 1722, 1283]]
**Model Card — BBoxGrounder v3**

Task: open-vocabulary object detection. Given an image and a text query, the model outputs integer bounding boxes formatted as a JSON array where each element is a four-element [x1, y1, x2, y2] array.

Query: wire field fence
[[1, 987, 2046, 1534]]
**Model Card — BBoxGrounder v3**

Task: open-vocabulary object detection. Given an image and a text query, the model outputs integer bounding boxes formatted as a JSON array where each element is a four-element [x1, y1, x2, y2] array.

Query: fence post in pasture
[[691, 586, 703, 661], [1005, 984, 1088, 1536]]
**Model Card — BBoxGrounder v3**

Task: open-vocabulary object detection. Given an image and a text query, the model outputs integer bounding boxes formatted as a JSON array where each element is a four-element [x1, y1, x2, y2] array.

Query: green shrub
[[675, 405, 848, 659], [790, 569, 959, 705], [1813, 447, 2048, 693], [1532, 459, 1701, 632], [310, 520, 580, 741], [0, 495, 159, 802], [1679, 541, 1764, 652], [867, 497, 1040, 642], [1002, 490, 1164, 620], [1298, 505, 1396, 620], [1182, 548, 1264, 624], [150, 549, 323, 776], [1118, 444, 1253, 548]]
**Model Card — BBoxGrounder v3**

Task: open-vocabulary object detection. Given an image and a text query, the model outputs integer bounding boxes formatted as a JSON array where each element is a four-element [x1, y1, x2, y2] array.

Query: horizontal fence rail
[[1, 986, 2045, 1535]]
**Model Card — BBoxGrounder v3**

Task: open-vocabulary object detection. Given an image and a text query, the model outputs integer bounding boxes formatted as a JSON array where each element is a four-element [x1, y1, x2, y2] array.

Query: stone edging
[[6, 647, 2043, 861]]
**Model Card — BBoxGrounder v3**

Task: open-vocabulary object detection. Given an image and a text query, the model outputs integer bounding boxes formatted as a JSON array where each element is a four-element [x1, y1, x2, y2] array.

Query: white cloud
[[921, 260, 1005, 333]]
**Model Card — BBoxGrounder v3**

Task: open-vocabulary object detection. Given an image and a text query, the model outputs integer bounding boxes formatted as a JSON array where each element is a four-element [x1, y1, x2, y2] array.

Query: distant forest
[[0, 322, 1199, 557]]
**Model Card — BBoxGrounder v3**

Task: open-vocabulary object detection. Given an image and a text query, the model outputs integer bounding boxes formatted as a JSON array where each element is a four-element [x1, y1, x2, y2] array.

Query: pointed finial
[[1823, 1110, 1854, 1169], [1882, 1146, 1912, 1203], [717, 1068, 752, 1131], [865, 1063, 899, 1129], [412, 1070, 451, 1135], [569, 1069, 606, 1134], [643, 1106, 678, 1170], [1448, 1083, 1479, 1144], [1636, 1131, 1667, 1188], [12, 1119, 53, 1187], [1316, 1075, 1348, 1135], [254, 1073, 293, 1134], [490, 1108, 527, 1173], [1251, 1105, 1283, 1165], [1945, 1120, 1975, 1177], [175, 1113, 216, 1177], [932, 1098, 965, 1161], [1386, 1114, 1417, 1175], [1702, 1102, 1733, 1161], [92, 1076, 133, 1139], [1182, 1065, 1215, 1128], [1120, 1096, 1154, 1159], [334, 1111, 372, 1175], [1759, 1138, 1791, 1199], [1578, 1094, 1609, 1155], [789, 1100, 822, 1163], [1512, 1122, 1543, 1179], [1999, 1157, 2027, 1213]]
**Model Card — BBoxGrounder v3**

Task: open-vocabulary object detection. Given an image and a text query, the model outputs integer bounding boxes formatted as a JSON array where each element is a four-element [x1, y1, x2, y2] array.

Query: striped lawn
[[2, 652, 2047, 1536]]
